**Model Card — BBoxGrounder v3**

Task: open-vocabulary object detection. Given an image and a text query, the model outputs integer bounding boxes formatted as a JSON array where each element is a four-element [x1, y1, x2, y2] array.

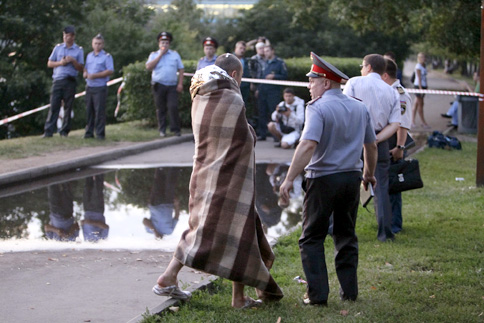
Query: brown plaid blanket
[[174, 73, 283, 300]]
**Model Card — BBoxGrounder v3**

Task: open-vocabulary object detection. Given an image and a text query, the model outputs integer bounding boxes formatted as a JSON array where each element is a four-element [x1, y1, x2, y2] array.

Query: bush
[[121, 56, 362, 128]]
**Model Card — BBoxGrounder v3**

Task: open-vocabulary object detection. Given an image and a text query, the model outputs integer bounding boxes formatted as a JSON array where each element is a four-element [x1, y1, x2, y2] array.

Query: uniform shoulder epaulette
[[106, 52, 111, 56], [348, 95, 362, 102], [396, 86, 405, 94], [56, 43, 63, 47], [306, 96, 321, 105], [198, 57, 203, 61]]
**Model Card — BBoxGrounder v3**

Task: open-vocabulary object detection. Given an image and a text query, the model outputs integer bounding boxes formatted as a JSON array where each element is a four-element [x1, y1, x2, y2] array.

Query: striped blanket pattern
[[175, 76, 283, 299]]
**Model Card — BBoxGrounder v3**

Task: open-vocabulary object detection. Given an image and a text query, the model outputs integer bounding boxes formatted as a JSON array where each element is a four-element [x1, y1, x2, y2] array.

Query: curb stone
[[0, 134, 193, 188], [127, 275, 219, 323], [129, 229, 291, 322]]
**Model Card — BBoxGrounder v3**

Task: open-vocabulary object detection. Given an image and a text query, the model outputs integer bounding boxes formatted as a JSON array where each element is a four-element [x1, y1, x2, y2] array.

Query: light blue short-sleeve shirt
[[196, 55, 217, 71], [49, 43, 84, 80], [301, 89, 376, 178], [147, 50, 184, 86], [85, 50, 114, 87]]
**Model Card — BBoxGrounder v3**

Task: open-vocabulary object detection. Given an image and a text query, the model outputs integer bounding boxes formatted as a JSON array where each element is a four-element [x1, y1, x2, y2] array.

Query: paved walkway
[[0, 63, 475, 323]]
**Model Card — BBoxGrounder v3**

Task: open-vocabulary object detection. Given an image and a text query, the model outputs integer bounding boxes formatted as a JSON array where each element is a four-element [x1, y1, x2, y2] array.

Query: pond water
[[0, 163, 303, 252]]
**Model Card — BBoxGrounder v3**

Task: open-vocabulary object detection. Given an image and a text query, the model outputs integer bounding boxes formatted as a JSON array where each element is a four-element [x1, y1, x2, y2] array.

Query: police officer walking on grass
[[43, 26, 84, 138], [83, 34, 114, 140], [279, 52, 377, 306]]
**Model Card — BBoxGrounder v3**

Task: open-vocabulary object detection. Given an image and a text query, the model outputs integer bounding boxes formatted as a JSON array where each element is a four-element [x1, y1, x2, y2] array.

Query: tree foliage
[[0, 0, 153, 138], [327, 0, 481, 60], [215, 0, 411, 63], [0, 0, 480, 139]]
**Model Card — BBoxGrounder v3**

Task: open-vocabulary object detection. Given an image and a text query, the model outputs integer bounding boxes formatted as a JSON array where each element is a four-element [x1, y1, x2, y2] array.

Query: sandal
[[240, 297, 263, 309], [302, 293, 327, 306], [152, 285, 192, 300]]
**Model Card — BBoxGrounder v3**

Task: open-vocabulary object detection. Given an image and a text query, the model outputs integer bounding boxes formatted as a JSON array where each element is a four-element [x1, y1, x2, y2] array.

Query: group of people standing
[[43, 26, 114, 140], [150, 47, 415, 308], [43, 26, 415, 308], [196, 35, 304, 148], [42, 27, 303, 145]]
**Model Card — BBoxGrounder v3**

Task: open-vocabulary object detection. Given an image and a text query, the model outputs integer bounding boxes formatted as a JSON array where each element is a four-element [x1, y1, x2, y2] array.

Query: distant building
[[149, 0, 258, 18]]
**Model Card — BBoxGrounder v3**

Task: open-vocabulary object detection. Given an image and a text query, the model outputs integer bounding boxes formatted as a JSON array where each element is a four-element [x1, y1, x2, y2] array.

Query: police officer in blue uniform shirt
[[43, 26, 84, 138], [146, 32, 184, 137], [83, 34, 114, 140], [196, 37, 218, 71], [257, 45, 287, 140], [233, 41, 252, 106], [279, 52, 377, 306]]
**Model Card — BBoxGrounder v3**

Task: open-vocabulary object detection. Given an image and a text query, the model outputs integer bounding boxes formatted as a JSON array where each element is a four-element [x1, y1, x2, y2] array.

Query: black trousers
[[152, 83, 180, 134], [257, 89, 281, 138], [373, 140, 394, 242], [299, 171, 361, 303], [83, 174, 105, 214], [44, 78, 77, 136], [150, 168, 178, 206], [85, 86, 107, 138]]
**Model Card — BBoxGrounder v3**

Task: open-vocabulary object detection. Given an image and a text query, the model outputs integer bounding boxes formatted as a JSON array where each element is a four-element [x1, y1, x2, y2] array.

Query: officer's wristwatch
[[397, 145, 405, 150]]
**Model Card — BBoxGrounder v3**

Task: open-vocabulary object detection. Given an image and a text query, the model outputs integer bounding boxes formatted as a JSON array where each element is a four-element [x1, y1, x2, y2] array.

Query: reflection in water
[[45, 182, 79, 241], [256, 164, 282, 228], [0, 164, 303, 251], [143, 168, 180, 239], [82, 175, 108, 242]]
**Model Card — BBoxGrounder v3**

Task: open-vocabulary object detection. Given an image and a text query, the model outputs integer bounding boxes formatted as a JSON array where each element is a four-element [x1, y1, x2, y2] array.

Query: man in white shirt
[[343, 54, 400, 242], [382, 58, 412, 234], [267, 87, 305, 149]]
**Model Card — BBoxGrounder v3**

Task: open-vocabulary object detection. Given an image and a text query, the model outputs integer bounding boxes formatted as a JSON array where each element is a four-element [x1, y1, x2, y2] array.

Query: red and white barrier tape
[[0, 77, 123, 126], [187, 72, 484, 98], [405, 88, 483, 98], [2, 73, 482, 126]]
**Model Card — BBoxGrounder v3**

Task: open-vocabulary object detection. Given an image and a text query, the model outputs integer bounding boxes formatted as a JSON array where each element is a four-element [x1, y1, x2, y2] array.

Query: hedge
[[120, 56, 361, 128]]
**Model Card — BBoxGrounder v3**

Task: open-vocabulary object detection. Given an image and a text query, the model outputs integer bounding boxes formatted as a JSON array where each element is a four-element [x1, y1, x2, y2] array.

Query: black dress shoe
[[257, 136, 266, 141], [41, 133, 52, 138], [441, 113, 452, 119], [340, 290, 357, 301], [303, 298, 327, 306]]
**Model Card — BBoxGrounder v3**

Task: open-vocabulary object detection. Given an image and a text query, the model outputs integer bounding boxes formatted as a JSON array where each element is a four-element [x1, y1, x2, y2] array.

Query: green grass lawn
[[142, 142, 484, 322], [0, 121, 175, 160]]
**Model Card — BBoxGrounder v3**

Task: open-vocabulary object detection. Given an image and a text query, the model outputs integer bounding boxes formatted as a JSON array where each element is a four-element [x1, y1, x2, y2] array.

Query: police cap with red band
[[157, 32, 173, 42], [306, 52, 348, 83], [202, 37, 218, 48]]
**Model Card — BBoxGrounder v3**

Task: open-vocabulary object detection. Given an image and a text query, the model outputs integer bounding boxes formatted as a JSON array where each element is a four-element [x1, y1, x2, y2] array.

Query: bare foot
[[232, 296, 263, 309], [156, 274, 177, 288], [232, 295, 249, 308]]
